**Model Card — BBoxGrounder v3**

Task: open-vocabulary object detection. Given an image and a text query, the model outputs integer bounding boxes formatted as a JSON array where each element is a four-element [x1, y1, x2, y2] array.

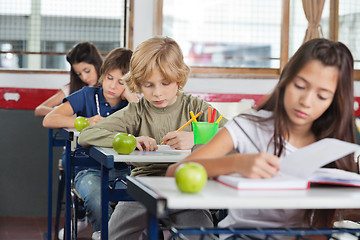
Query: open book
[[216, 138, 360, 190]]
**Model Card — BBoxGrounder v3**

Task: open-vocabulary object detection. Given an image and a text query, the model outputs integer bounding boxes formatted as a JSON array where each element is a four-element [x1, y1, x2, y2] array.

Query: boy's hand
[[87, 115, 104, 126], [121, 86, 139, 103], [162, 131, 194, 150], [135, 136, 158, 152]]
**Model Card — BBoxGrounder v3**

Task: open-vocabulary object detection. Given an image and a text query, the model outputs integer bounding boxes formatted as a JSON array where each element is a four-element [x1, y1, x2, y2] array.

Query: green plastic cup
[[192, 122, 219, 145]]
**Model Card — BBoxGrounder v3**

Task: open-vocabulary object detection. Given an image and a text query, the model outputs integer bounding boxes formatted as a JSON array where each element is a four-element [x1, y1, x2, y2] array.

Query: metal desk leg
[[101, 165, 110, 240], [148, 212, 160, 240], [65, 140, 72, 240], [47, 129, 53, 240]]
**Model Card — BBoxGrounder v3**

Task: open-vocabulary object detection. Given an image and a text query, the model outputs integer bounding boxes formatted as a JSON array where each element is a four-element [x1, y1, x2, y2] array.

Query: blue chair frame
[[46, 129, 66, 240]]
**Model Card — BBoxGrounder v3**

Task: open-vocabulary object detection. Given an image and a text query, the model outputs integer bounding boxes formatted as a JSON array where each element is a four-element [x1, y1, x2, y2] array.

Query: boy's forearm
[[78, 109, 131, 148], [78, 127, 116, 148]]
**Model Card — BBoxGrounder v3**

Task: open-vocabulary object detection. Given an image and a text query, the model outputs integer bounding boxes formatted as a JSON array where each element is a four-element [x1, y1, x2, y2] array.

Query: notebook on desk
[[95, 145, 190, 163], [216, 138, 360, 190]]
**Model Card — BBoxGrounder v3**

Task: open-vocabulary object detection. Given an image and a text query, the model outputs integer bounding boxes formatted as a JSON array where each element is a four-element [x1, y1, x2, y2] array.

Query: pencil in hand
[[161, 110, 203, 145], [95, 94, 100, 115], [190, 111, 197, 123]]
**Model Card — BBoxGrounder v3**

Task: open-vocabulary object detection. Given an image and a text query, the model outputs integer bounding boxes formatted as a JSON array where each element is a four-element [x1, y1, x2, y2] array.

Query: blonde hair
[[124, 36, 190, 93], [97, 48, 132, 86]]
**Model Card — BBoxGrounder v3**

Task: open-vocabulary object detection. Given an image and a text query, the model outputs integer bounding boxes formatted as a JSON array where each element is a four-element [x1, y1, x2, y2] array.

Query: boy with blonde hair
[[78, 36, 227, 239]]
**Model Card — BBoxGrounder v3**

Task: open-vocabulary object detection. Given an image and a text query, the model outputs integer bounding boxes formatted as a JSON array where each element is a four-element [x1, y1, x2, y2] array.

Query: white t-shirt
[[219, 109, 306, 233]]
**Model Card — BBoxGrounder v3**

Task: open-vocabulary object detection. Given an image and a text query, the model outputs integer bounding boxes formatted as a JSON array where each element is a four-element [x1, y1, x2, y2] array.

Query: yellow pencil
[[161, 110, 203, 144], [190, 111, 197, 123], [215, 115, 223, 124]]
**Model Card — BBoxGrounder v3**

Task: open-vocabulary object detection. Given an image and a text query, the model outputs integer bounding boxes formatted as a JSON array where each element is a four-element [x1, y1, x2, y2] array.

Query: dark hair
[[97, 48, 133, 86], [257, 38, 355, 227], [66, 42, 103, 93]]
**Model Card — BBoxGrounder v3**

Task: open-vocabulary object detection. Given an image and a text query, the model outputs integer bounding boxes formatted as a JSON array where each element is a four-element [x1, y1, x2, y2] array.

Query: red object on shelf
[[0, 87, 58, 110]]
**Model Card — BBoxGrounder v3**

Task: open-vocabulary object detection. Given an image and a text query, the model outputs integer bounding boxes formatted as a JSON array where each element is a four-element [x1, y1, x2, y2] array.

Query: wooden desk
[[126, 176, 360, 239], [89, 145, 190, 240]]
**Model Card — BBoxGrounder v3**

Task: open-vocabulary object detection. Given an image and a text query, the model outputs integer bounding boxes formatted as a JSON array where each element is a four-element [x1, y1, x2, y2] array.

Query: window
[[158, 0, 360, 79], [338, 0, 360, 70], [0, 0, 128, 71], [162, 0, 282, 72], [163, 0, 282, 69]]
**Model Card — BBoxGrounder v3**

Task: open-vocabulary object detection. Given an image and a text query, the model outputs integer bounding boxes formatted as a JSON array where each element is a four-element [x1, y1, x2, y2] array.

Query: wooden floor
[[0, 216, 93, 240]]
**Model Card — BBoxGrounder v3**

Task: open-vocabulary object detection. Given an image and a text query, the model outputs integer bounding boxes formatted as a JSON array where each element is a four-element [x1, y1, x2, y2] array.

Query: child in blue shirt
[[43, 47, 138, 239]]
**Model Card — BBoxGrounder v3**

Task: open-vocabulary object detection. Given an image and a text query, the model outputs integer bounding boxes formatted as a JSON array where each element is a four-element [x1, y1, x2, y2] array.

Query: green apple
[[74, 116, 90, 131], [175, 162, 207, 193], [113, 133, 137, 155]]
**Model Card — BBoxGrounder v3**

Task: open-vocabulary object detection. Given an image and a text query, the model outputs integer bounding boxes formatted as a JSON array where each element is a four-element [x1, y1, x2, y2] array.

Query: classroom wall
[[0, 109, 63, 216]]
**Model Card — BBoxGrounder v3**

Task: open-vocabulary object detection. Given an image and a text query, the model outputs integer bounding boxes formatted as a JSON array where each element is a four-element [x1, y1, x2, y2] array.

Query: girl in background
[[34, 42, 103, 117]]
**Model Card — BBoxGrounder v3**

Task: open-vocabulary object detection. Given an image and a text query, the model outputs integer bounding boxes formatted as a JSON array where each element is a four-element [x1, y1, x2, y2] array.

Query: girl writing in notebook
[[167, 38, 358, 231], [43, 48, 138, 239], [35, 42, 103, 117]]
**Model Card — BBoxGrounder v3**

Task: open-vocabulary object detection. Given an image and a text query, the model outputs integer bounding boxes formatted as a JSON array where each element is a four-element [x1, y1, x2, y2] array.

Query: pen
[[161, 110, 203, 144], [95, 94, 100, 115], [234, 118, 261, 152]]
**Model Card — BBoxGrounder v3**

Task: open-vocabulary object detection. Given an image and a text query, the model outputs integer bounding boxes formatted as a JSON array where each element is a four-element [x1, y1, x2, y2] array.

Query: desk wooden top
[[127, 176, 360, 210]]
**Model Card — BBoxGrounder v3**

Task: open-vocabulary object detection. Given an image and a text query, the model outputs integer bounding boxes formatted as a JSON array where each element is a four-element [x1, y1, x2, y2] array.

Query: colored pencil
[[95, 94, 100, 115], [208, 106, 212, 123], [210, 108, 216, 123], [190, 111, 197, 123], [161, 110, 203, 144], [215, 115, 223, 123]]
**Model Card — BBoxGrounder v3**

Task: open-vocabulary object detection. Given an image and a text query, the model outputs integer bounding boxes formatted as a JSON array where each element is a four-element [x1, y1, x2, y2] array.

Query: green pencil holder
[[192, 122, 219, 145]]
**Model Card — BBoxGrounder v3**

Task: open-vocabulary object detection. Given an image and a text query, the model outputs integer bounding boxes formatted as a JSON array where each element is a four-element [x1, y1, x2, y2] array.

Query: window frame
[[0, 0, 131, 74], [155, 0, 360, 80]]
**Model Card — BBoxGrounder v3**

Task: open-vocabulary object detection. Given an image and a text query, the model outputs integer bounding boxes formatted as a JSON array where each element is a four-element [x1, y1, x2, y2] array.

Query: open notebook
[[216, 138, 360, 190]]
